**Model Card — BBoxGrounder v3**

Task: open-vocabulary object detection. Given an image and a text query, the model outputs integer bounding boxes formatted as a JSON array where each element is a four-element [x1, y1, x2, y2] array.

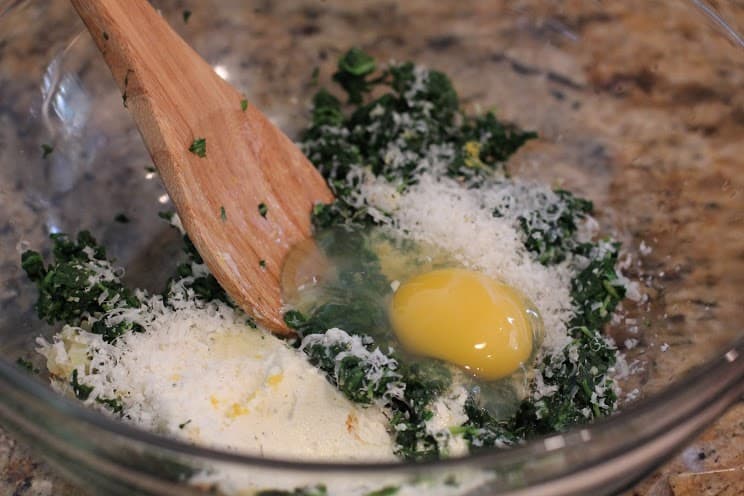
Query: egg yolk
[[389, 268, 538, 380]]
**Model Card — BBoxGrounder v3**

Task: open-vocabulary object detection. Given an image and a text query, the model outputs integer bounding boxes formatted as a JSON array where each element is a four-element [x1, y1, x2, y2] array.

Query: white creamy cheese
[[37, 294, 395, 462]]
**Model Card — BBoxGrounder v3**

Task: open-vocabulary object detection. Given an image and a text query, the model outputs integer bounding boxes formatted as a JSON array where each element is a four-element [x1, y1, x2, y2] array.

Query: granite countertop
[[1, 0, 742, 495]]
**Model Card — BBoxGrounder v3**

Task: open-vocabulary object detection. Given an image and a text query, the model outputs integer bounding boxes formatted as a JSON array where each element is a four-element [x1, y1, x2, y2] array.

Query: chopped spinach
[[256, 486, 327, 496], [21, 231, 140, 337], [170, 235, 231, 306], [518, 189, 593, 265], [70, 368, 93, 400], [96, 396, 125, 416], [302, 48, 537, 224], [188, 137, 206, 158], [333, 47, 377, 104], [365, 487, 400, 496], [114, 212, 130, 223], [16, 357, 37, 374], [40, 143, 54, 159]]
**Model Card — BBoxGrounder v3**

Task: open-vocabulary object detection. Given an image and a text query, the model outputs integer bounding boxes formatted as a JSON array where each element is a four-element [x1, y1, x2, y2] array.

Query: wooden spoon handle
[[71, 0, 333, 334], [69, 0, 200, 101]]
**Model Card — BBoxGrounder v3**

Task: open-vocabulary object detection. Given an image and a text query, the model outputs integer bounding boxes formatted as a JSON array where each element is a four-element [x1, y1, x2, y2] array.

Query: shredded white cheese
[[352, 169, 576, 360]]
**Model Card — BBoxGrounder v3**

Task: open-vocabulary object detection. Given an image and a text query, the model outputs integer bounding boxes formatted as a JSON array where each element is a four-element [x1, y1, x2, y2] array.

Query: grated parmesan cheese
[[351, 169, 576, 360], [424, 385, 470, 457]]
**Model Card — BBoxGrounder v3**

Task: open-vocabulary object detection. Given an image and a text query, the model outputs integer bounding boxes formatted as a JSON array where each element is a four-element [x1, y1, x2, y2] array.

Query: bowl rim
[[1, 336, 741, 475]]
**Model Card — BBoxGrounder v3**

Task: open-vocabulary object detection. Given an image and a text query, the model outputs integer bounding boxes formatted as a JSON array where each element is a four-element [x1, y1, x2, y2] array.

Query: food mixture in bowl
[[20, 49, 642, 492]]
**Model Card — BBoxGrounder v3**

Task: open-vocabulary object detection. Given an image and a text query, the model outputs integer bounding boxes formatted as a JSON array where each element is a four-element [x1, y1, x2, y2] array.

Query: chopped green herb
[[220, 206, 227, 221], [16, 357, 37, 373], [333, 47, 377, 104], [21, 231, 141, 338], [302, 48, 535, 198], [114, 213, 130, 223], [256, 486, 327, 496], [182, 10, 192, 23], [240, 98, 249, 111], [122, 68, 133, 108], [188, 137, 206, 158], [258, 202, 268, 218], [41, 143, 54, 159], [259, 259, 266, 268], [365, 487, 399, 496], [172, 234, 232, 305], [71, 369, 93, 401], [518, 189, 593, 265], [96, 396, 124, 415]]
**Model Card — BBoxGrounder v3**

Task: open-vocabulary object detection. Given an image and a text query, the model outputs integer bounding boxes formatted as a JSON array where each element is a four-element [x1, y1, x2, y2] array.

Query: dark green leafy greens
[[516, 189, 594, 265], [158, 210, 232, 306], [188, 137, 206, 157], [16, 357, 38, 374], [40, 143, 54, 159], [255, 486, 328, 496], [21, 231, 143, 342], [302, 53, 536, 199]]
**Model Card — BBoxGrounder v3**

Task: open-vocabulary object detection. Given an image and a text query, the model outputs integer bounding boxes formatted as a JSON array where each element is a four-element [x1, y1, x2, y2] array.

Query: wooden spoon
[[70, 0, 333, 334]]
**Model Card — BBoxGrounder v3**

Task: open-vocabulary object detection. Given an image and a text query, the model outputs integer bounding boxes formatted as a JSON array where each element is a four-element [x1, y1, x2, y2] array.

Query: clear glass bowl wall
[[0, 1, 742, 495]]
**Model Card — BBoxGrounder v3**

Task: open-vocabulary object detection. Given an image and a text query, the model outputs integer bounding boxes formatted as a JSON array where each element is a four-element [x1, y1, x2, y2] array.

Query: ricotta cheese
[[37, 292, 395, 462]]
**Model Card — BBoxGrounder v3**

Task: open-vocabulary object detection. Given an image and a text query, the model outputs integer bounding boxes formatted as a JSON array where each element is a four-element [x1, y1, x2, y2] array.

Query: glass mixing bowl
[[1, 1, 742, 495]]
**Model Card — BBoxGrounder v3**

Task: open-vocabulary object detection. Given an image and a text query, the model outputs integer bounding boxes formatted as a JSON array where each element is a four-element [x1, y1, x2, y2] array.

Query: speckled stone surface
[[0, 0, 742, 495], [625, 403, 744, 496], [0, 427, 84, 496]]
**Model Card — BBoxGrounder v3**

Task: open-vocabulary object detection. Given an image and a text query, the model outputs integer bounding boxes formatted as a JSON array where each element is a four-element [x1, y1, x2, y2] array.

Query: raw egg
[[389, 268, 541, 380]]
